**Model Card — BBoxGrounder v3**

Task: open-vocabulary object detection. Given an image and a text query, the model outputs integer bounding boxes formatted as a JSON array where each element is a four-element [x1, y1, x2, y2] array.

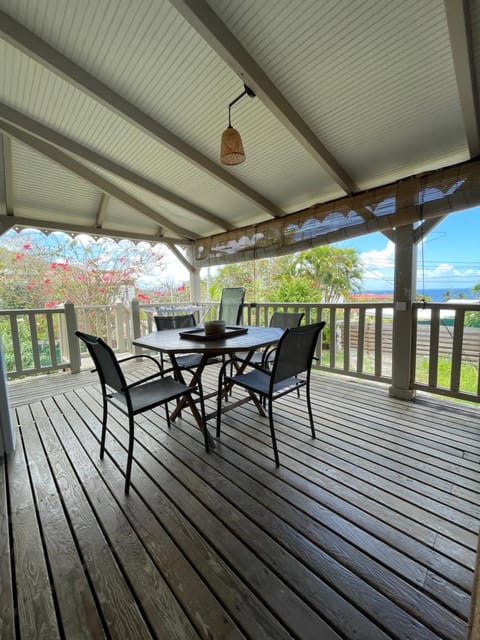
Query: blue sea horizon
[[364, 287, 478, 302]]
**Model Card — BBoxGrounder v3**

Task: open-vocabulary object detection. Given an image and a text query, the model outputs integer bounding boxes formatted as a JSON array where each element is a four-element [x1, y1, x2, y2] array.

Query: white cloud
[[359, 241, 395, 268]]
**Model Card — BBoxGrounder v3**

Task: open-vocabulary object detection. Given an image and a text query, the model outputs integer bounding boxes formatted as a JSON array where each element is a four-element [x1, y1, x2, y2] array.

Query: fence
[[1, 299, 479, 403]]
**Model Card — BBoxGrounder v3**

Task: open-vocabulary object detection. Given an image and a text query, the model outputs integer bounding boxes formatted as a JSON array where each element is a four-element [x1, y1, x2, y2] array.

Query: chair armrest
[[127, 370, 165, 388], [261, 345, 277, 368], [118, 354, 163, 371]]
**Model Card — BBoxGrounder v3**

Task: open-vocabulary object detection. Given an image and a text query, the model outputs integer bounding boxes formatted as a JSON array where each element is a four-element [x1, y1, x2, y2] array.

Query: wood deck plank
[[3, 364, 480, 640], [138, 410, 466, 640], [18, 402, 106, 640], [60, 390, 294, 640], [0, 454, 15, 640], [163, 413, 472, 623], [8, 409, 60, 640], [75, 385, 345, 640], [225, 403, 478, 551], [18, 404, 155, 640], [36, 397, 195, 640]]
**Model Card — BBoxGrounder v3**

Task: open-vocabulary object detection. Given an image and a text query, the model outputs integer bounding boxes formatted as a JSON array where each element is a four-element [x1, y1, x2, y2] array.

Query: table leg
[[168, 353, 215, 449]]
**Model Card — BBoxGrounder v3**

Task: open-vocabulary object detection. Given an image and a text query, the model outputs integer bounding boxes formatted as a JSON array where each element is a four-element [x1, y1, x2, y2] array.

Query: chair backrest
[[269, 311, 304, 329], [154, 314, 196, 330], [218, 287, 245, 325], [75, 330, 127, 393], [271, 321, 326, 384]]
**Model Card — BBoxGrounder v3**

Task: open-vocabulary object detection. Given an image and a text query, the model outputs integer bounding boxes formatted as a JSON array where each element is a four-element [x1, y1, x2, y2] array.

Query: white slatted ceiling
[[208, 0, 468, 184], [0, 0, 474, 245], [12, 141, 98, 219], [99, 199, 163, 236], [0, 0, 335, 217]]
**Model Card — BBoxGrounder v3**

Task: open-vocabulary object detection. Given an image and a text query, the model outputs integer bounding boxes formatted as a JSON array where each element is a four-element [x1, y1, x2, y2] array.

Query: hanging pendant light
[[220, 84, 255, 166]]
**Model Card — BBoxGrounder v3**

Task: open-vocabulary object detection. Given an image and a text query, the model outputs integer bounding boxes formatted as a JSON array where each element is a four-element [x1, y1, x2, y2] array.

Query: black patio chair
[[154, 313, 203, 369], [218, 287, 245, 325], [75, 330, 208, 493], [217, 321, 326, 466], [229, 310, 305, 385], [253, 311, 305, 366]]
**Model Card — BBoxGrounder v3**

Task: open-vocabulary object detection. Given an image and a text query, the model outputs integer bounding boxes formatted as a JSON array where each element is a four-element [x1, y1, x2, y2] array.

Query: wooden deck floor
[[2, 362, 480, 640]]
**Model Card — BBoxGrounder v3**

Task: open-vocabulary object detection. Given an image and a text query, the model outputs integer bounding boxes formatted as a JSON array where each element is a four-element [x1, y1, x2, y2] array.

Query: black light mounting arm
[[227, 84, 256, 127]]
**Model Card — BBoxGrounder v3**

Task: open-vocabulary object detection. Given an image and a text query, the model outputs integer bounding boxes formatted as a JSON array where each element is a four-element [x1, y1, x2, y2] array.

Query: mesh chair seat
[[229, 368, 303, 396], [109, 376, 190, 414]]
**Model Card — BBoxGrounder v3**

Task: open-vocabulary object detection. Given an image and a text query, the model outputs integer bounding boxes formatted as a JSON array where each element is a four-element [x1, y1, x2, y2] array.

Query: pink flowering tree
[[0, 233, 166, 308]]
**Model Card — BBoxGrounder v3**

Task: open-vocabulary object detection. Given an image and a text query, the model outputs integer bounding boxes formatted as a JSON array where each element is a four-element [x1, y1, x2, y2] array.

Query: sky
[[334, 205, 480, 293]]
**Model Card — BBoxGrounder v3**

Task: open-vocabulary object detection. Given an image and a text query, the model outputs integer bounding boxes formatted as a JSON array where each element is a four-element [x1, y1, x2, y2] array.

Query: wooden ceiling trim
[[0, 214, 188, 245]]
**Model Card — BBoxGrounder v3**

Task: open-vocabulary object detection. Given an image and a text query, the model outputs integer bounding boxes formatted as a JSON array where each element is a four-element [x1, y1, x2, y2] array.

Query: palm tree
[[296, 246, 363, 302]]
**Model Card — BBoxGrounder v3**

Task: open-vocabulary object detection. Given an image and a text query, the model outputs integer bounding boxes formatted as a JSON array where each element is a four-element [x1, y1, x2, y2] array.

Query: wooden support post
[[64, 302, 80, 374], [389, 224, 417, 400], [130, 299, 141, 354]]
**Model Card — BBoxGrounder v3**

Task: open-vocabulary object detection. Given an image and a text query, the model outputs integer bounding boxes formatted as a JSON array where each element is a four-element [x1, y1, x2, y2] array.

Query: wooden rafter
[[0, 102, 233, 232], [170, 0, 358, 195], [0, 119, 199, 240]]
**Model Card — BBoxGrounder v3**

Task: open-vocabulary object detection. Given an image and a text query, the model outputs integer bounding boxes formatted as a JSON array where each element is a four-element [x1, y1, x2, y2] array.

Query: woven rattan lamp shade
[[220, 126, 245, 165]]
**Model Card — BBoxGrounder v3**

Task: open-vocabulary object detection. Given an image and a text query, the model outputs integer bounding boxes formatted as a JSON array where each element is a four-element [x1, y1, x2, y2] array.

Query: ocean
[[368, 287, 478, 302]]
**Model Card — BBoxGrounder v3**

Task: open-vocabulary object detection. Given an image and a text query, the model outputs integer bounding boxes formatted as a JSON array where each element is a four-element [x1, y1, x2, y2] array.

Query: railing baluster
[[29, 312, 41, 370], [374, 307, 383, 378], [343, 307, 350, 371], [450, 308, 465, 392], [357, 308, 365, 374], [10, 314, 23, 374], [46, 313, 57, 366], [428, 308, 440, 388]]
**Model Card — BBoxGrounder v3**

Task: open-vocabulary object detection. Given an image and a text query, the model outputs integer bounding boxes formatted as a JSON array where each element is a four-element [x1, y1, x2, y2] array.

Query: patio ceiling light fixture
[[220, 83, 256, 166]]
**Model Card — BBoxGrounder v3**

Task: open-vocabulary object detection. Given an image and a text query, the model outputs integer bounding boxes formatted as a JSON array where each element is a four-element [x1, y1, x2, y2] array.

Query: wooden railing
[[1, 299, 479, 404], [0, 304, 77, 379]]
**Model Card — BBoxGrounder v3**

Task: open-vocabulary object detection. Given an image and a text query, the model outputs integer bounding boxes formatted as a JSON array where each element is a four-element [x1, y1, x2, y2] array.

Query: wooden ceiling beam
[[170, 0, 358, 195], [0, 102, 232, 232], [95, 194, 109, 229], [0, 120, 199, 240], [0, 9, 284, 218], [0, 133, 14, 215], [445, 0, 480, 156]]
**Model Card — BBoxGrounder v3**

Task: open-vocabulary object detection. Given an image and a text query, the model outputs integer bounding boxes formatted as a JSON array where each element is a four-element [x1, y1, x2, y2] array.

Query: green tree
[[209, 246, 363, 304], [296, 246, 363, 302]]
